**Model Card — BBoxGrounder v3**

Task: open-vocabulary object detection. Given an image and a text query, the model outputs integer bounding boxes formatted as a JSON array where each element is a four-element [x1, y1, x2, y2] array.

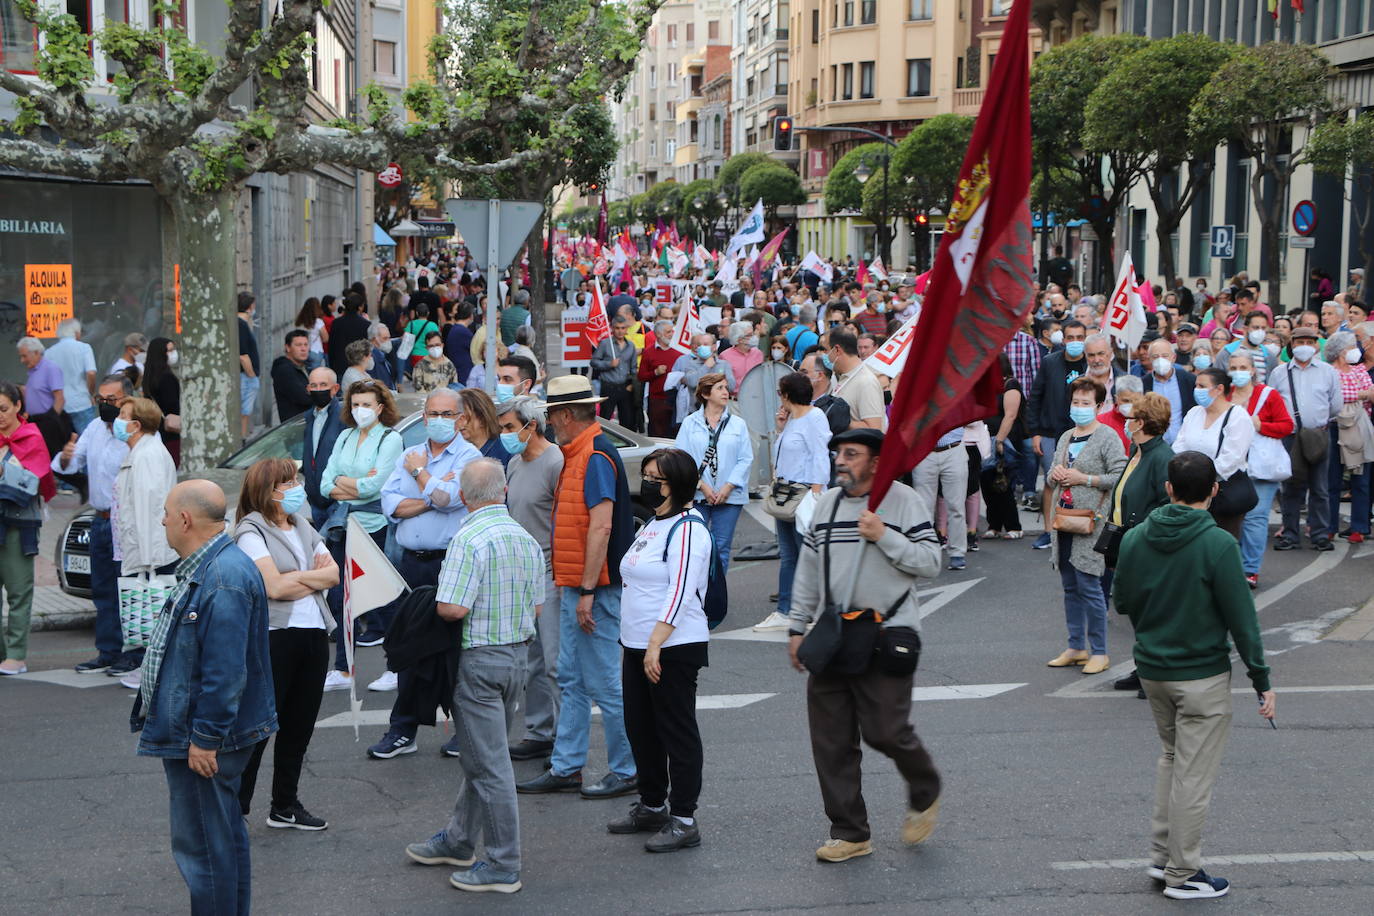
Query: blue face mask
[[111, 417, 133, 442], [278, 485, 307, 515], [426, 417, 457, 443], [1069, 405, 1096, 427], [1064, 340, 1086, 359], [495, 383, 515, 402], [1194, 387, 1215, 408], [500, 430, 527, 456], [1193, 353, 1213, 370], [821, 352, 834, 370], [695, 345, 712, 360], [1229, 370, 1252, 389]]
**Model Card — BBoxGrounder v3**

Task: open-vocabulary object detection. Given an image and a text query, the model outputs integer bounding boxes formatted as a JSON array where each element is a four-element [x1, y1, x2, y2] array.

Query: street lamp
[[852, 153, 892, 264], [853, 162, 872, 184]]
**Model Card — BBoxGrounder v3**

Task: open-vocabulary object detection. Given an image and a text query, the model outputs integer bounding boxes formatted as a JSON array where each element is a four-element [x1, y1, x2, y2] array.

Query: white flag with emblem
[[343, 515, 408, 738], [1104, 252, 1148, 351], [725, 199, 766, 257]]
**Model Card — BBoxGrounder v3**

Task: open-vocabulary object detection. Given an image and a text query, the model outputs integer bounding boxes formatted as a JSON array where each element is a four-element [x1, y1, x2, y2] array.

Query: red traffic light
[[916, 212, 928, 225]]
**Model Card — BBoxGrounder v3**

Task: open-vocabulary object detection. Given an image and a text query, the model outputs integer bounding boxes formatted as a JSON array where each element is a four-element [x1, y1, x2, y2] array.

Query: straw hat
[[535, 374, 605, 407]]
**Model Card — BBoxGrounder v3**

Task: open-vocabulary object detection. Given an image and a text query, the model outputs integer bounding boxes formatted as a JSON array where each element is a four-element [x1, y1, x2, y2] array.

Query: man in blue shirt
[[1141, 338, 1196, 445], [786, 304, 820, 362], [366, 389, 482, 759], [46, 318, 98, 432]]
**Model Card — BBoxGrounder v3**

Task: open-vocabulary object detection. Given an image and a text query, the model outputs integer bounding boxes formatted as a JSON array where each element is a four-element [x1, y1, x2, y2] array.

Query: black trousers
[[646, 397, 676, 439], [622, 646, 704, 818], [239, 627, 329, 814], [981, 467, 1022, 533], [389, 549, 445, 738], [807, 665, 941, 843], [600, 382, 635, 427]]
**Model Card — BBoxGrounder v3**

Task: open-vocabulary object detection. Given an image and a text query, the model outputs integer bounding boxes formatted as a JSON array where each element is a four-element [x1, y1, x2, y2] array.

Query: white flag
[[864, 310, 922, 378], [714, 255, 738, 287], [869, 255, 889, 282], [342, 515, 408, 737], [725, 199, 766, 257], [1104, 253, 1148, 351], [744, 245, 761, 269], [799, 250, 833, 283], [670, 296, 702, 355]]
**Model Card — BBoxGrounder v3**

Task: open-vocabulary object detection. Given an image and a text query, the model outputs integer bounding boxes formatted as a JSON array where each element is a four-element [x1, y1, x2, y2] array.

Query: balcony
[[953, 87, 984, 114], [674, 142, 699, 168]]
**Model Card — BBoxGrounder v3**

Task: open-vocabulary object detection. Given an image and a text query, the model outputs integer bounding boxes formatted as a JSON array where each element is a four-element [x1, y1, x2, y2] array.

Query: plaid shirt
[[139, 532, 228, 718], [1338, 364, 1373, 415], [1004, 331, 1041, 393], [436, 505, 543, 649]]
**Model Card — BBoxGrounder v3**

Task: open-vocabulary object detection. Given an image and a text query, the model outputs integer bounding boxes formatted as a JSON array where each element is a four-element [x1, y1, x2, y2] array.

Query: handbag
[[118, 571, 178, 650], [763, 479, 808, 521], [0, 447, 40, 507], [1211, 407, 1259, 516], [797, 498, 881, 676], [1285, 368, 1329, 466], [1092, 521, 1127, 565], [1246, 387, 1292, 482], [875, 626, 922, 678], [1049, 436, 1107, 535]]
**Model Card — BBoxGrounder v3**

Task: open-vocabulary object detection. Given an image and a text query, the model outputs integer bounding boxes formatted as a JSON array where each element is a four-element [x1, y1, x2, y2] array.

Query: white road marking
[[1051, 850, 1374, 871], [313, 693, 778, 728], [913, 683, 1025, 701], [713, 578, 986, 643], [1262, 607, 1358, 655], [10, 669, 129, 689]]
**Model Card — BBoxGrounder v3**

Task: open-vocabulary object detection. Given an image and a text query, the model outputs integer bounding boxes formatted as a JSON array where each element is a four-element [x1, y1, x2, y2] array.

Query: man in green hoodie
[[1113, 450, 1276, 902]]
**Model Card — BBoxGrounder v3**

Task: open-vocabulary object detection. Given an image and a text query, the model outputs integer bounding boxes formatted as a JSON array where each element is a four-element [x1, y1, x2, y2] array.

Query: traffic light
[[586, 181, 601, 194], [773, 116, 793, 152], [916, 212, 928, 225]]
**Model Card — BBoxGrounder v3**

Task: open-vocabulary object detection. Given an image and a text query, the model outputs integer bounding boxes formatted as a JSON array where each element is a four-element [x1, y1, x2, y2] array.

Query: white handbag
[[1247, 387, 1292, 483], [117, 572, 178, 650]]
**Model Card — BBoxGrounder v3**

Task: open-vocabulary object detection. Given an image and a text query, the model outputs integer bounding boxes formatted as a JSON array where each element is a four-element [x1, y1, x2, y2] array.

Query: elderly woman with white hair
[[1324, 330, 1374, 544], [718, 320, 762, 396], [1098, 374, 1144, 453]]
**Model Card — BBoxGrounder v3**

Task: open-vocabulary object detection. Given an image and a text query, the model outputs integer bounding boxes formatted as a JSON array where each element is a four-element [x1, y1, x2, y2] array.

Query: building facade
[[730, 0, 797, 165], [675, 45, 733, 183]]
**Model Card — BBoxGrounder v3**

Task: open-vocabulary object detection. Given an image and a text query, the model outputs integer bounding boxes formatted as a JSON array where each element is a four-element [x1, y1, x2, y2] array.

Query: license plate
[[64, 554, 90, 574]]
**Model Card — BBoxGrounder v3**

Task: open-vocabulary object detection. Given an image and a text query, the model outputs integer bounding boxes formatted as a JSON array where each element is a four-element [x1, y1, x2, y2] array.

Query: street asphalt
[[3, 502, 1373, 914]]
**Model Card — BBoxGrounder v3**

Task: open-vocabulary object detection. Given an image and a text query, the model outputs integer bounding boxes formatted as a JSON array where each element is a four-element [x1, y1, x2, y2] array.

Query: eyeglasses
[[642, 474, 667, 485], [95, 396, 123, 405], [424, 411, 460, 420]]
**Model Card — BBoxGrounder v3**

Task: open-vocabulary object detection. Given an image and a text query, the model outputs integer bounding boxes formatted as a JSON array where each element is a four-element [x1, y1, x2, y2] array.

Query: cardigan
[[1048, 424, 1128, 577]]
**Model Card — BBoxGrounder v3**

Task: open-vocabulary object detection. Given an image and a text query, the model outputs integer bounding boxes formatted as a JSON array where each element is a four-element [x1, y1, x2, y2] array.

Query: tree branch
[[0, 138, 123, 180]]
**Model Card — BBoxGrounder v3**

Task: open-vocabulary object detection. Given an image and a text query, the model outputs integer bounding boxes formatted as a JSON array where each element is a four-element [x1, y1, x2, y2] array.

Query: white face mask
[[364, 357, 375, 371], [1049, 330, 1064, 345], [1152, 356, 1173, 377], [427, 345, 443, 359], [1346, 348, 1363, 365], [1247, 329, 1266, 346], [1119, 402, 1134, 417], [1292, 344, 1317, 363], [134, 351, 146, 366], [771, 348, 786, 361], [352, 406, 378, 428], [166, 350, 179, 368]]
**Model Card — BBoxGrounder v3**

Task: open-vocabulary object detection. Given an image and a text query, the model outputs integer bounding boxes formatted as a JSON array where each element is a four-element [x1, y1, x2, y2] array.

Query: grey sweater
[[789, 483, 942, 633], [1048, 424, 1127, 577], [590, 337, 637, 386]]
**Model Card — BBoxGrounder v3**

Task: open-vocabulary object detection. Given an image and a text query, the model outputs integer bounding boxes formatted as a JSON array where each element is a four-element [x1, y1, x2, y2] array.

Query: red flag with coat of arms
[[584, 278, 612, 349], [869, 0, 1035, 508]]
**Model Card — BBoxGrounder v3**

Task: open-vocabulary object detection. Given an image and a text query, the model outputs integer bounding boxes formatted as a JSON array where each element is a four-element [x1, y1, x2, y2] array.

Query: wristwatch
[[579, 587, 596, 597], [409, 466, 421, 478]]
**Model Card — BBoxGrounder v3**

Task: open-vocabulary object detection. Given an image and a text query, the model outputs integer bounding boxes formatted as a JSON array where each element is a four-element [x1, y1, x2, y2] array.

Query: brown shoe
[[1081, 655, 1110, 675], [1046, 649, 1089, 667], [902, 797, 940, 846], [815, 838, 873, 863]]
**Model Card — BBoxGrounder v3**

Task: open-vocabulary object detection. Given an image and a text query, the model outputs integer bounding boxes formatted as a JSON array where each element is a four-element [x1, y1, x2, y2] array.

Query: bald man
[[134, 480, 275, 915]]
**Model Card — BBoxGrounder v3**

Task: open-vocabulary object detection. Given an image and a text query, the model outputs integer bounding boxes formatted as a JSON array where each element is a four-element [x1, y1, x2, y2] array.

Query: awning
[[389, 218, 425, 237], [373, 223, 397, 246]]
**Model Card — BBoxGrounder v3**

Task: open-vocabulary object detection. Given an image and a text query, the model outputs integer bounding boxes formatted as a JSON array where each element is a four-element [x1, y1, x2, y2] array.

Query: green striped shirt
[[436, 505, 544, 648]]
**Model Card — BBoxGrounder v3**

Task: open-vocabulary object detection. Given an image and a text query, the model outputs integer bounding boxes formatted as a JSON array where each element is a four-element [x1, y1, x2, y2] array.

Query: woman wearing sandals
[[1046, 377, 1127, 675]]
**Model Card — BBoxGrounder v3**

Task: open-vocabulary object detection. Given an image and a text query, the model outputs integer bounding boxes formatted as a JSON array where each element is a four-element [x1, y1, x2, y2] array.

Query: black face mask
[[640, 480, 666, 510], [309, 389, 333, 409], [98, 402, 119, 423]]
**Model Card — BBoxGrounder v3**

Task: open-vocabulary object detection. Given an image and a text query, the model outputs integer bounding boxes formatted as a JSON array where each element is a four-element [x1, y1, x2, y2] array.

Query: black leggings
[[622, 646, 704, 818], [239, 627, 329, 814]]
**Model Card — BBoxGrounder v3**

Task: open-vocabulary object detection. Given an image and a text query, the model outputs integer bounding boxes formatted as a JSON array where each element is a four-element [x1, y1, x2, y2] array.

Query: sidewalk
[[12, 490, 94, 633]]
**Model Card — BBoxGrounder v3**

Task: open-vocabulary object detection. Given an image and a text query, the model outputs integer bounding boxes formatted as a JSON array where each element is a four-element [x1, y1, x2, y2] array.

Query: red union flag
[[1104, 253, 1148, 350], [584, 279, 611, 349], [869, 0, 1034, 508]]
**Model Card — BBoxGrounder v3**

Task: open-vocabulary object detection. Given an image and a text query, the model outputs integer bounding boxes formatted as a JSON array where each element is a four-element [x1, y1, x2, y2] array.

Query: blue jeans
[[549, 585, 635, 780], [776, 519, 802, 617], [69, 405, 97, 434], [1057, 533, 1107, 655], [88, 516, 122, 659], [1017, 437, 1039, 494], [1241, 480, 1282, 575], [239, 373, 259, 417], [696, 501, 742, 572], [1327, 425, 1371, 536], [163, 744, 254, 916]]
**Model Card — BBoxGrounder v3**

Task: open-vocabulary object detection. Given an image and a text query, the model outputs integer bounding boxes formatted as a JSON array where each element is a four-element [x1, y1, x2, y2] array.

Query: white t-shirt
[[308, 318, 326, 354], [238, 528, 330, 630], [619, 509, 712, 650]]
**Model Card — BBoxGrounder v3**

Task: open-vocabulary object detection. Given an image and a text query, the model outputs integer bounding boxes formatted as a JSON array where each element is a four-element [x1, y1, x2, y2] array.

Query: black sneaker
[[607, 802, 670, 834], [508, 738, 553, 761], [1162, 869, 1229, 900], [107, 658, 138, 676], [1273, 536, 1300, 551], [967, 532, 980, 552], [1113, 671, 1141, 691], [75, 655, 116, 674], [367, 731, 417, 759], [267, 802, 328, 831], [645, 817, 701, 853], [1312, 537, 1335, 552]]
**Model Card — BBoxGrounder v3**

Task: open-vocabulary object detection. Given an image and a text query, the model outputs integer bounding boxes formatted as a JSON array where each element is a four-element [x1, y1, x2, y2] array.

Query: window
[[649, 65, 656, 89], [761, 14, 769, 39], [906, 58, 930, 97], [2, 0, 38, 71], [909, 0, 933, 20], [986, 53, 996, 75], [312, 13, 351, 115], [989, 0, 1011, 13], [843, 1, 854, 27], [811, 8, 819, 42], [686, 22, 694, 42], [649, 102, 657, 121], [861, 0, 876, 24], [666, 100, 676, 119], [668, 62, 677, 85], [708, 19, 719, 40], [666, 138, 677, 159], [761, 67, 770, 98], [842, 62, 853, 100], [373, 40, 396, 76], [649, 139, 657, 157], [666, 24, 676, 46], [746, 75, 755, 98], [859, 61, 874, 99], [714, 115, 722, 149]]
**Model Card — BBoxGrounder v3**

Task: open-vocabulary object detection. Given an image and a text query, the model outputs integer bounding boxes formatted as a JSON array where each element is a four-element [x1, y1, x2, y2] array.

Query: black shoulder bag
[[1285, 368, 1329, 466], [1210, 407, 1259, 516]]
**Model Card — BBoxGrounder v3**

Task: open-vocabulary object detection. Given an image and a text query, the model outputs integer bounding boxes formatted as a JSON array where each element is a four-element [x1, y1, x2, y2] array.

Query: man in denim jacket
[[131, 479, 276, 915]]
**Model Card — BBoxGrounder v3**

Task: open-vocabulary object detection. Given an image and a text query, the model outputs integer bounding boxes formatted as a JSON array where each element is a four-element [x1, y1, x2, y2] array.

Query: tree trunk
[[524, 215, 549, 367], [1251, 166, 1287, 310], [1091, 217, 1115, 292], [166, 188, 240, 472]]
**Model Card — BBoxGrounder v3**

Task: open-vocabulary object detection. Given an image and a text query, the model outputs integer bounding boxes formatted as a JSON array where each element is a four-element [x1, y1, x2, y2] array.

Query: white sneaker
[[368, 670, 399, 692], [119, 668, 142, 690], [323, 670, 353, 692], [752, 611, 792, 632]]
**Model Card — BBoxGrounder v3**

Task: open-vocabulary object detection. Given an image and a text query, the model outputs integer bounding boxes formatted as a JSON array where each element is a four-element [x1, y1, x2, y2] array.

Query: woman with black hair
[[141, 337, 182, 467], [609, 447, 712, 853]]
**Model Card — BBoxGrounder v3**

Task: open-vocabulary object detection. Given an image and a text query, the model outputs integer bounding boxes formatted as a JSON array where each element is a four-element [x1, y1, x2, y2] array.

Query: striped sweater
[[789, 483, 943, 633]]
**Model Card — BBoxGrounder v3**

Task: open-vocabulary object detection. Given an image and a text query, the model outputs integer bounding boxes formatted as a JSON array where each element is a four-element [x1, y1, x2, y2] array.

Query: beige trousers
[[1142, 671, 1234, 885]]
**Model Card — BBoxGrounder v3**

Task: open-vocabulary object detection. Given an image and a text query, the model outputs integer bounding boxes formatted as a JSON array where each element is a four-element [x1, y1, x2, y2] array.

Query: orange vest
[[552, 422, 612, 588]]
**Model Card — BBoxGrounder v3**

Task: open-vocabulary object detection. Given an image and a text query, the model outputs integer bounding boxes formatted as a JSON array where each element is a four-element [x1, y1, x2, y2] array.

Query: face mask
[[1247, 329, 1266, 346], [744, 336, 758, 349], [1346, 348, 1363, 365], [134, 351, 146, 366], [695, 345, 712, 360], [1291, 344, 1316, 363], [1119, 402, 1134, 417], [875, 302, 887, 314], [821, 352, 834, 370], [500, 430, 527, 456], [309, 389, 333, 409], [111, 417, 133, 442], [1193, 353, 1213, 370], [167, 350, 179, 368], [99, 402, 120, 423], [640, 479, 666, 509], [1152, 357, 1173, 377], [426, 417, 456, 443], [364, 357, 375, 371], [771, 348, 786, 361], [1064, 340, 1085, 358], [427, 345, 443, 359], [1194, 387, 1215, 408], [1050, 330, 1064, 346], [1230, 370, 1252, 388], [1069, 406, 1096, 427], [352, 406, 378, 428], [1125, 419, 1142, 438], [277, 485, 307, 515]]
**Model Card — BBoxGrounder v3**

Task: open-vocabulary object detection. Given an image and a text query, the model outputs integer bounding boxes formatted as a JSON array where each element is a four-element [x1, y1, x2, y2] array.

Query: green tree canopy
[[825, 142, 888, 214], [883, 114, 974, 218], [717, 152, 772, 202], [640, 180, 683, 221], [740, 162, 806, 216], [1307, 110, 1374, 280], [678, 177, 723, 240]]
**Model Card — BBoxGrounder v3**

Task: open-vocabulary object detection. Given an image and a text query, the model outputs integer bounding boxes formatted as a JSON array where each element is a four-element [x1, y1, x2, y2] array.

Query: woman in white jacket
[[112, 396, 179, 688]]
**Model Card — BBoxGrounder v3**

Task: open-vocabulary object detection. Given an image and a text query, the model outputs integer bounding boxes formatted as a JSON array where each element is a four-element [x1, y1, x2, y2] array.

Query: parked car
[[55, 405, 666, 598]]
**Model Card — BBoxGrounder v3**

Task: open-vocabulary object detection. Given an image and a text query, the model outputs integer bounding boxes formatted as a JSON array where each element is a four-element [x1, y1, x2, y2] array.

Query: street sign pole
[[486, 199, 500, 397]]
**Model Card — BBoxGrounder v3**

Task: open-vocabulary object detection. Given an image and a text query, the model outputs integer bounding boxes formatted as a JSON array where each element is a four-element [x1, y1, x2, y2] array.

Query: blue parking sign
[[1210, 225, 1235, 259]]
